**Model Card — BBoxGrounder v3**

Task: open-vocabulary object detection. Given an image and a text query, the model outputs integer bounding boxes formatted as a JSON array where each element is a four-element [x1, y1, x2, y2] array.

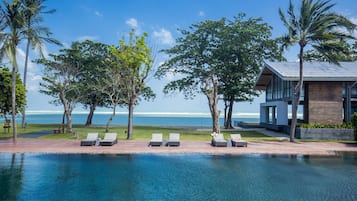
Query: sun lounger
[[211, 134, 227, 147], [149, 133, 163, 146], [230, 134, 248, 147], [80, 133, 99, 146], [100, 133, 118, 146], [167, 133, 180, 146]]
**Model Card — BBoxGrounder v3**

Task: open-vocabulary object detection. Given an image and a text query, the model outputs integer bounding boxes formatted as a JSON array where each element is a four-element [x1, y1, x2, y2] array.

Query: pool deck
[[0, 139, 356, 155]]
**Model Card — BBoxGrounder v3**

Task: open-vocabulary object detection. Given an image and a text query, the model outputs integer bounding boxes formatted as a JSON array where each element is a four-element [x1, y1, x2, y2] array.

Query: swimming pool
[[1, 153, 356, 201]]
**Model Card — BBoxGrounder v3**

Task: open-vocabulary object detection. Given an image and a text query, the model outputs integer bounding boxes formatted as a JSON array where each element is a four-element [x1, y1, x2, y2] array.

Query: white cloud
[[94, 11, 103, 17], [26, 72, 42, 92], [77, 35, 98, 41], [126, 18, 138, 28], [198, 11, 205, 17], [153, 28, 174, 45], [16, 48, 34, 71]]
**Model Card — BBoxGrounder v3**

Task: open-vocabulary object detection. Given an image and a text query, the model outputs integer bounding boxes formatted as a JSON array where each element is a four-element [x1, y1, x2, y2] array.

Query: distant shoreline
[[23, 111, 261, 118]]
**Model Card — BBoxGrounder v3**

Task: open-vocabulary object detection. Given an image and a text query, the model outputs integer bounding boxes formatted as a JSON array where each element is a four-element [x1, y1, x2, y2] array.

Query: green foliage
[[304, 41, 357, 62], [217, 14, 283, 102], [70, 40, 111, 109], [108, 30, 155, 105], [107, 30, 155, 139], [37, 50, 81, 106], [156, 14, 282, 100], [299, 123, 353, 129], [156, 19, 224, 98], [0, 67, 26, 117]]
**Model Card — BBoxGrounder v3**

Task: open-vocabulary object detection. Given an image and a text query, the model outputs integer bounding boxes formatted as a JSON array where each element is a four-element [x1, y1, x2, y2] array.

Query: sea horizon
[[25, 110, 261, 118], [1, 112, 260, 127]]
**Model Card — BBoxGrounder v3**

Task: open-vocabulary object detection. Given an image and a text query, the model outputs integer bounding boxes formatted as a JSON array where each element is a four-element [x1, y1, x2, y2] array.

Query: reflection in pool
[[0, 153, 356, 201]]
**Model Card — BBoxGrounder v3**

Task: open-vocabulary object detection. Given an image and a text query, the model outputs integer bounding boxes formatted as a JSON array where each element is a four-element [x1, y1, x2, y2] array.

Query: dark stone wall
[[307, 82, 343, 124]]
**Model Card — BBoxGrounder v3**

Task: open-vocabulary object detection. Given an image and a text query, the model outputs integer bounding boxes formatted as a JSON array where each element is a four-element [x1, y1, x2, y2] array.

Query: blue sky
[[18, 0, 357, 115]]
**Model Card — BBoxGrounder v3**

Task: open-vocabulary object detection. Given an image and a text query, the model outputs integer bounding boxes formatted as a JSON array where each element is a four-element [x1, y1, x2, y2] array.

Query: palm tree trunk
[[21, 39, 31, 128], [11, 46, 17, 144], [290, 45, 305, 142]]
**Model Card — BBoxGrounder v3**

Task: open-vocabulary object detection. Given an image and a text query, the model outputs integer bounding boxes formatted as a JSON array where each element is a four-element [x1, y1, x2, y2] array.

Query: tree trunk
[[290, 45, 305, 142], [127, 100, 134, 139], [226, 97, 234, 129], [11, 46, 17, 144], [224, 100, 228, 128], [205, 75, 220, 133], [65, 109, 72, 133], [85, 103, 96, 126], [106, 106, 116, 132], [21, 39, 31, 129], [59, 91, 73, 133]]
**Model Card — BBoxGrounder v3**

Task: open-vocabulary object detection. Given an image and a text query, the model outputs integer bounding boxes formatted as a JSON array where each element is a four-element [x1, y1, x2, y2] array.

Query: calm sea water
[[1, 113, 259, 127], [0, 153, 356, 201]]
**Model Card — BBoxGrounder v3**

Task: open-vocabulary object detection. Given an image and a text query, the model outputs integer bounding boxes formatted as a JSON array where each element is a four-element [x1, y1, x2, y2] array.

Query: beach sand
[[0, 139, 356, 155]]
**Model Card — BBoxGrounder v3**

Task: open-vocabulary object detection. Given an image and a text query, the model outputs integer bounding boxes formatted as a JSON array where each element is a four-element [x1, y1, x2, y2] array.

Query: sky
[[15, 0, 357, 115]]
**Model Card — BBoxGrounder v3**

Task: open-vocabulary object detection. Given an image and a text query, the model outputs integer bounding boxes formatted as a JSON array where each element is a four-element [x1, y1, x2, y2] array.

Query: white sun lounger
[[211, 134, 227, 147], [230, 134, 248, 147], [99, 133, 118, 146], [80, 133, 99, 146], [149, 133, 163, 146], [167, 133, 180, 146]]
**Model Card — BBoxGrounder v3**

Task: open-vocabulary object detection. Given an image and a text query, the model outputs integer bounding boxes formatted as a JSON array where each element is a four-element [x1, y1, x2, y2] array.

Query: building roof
[[255, 61, 357, 90]]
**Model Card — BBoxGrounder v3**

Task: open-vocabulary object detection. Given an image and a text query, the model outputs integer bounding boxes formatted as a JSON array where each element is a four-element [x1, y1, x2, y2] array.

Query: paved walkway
[[0, 139, 356, 156]]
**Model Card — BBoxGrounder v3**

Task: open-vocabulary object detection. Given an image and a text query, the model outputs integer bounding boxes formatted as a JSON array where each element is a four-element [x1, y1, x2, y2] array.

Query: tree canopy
[[107, 30, 155, 139], [156, 14, 282, 131], [0, 67, 26, 118]]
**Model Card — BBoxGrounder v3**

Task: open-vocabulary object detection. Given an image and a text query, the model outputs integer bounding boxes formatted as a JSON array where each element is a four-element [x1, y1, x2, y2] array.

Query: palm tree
[[0, 0, 26, 144], [20, 0, 61, 128], [279, 0, 356, 142]]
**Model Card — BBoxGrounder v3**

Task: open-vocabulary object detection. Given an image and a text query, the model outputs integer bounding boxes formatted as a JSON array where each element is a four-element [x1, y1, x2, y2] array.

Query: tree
[[71, 40, 110, 126], [0, 66, 26, 120], [20, 0, 62, 128], [108, 30, 155, 139], [0, 0, 26, 143], [37, 49, 81, 133], [216, 14, 283, 129], [98, 60, 125, 132], [156, 19, 227, 133], [279, 0, 356, 142]]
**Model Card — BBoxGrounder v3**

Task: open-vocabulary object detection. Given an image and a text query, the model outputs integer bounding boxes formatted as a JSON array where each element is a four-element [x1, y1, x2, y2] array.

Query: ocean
[[1, 112, 259, 127]]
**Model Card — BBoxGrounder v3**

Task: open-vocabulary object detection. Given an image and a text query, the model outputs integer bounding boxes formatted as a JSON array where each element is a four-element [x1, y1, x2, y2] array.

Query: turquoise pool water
[[0, 153, 356, 201]]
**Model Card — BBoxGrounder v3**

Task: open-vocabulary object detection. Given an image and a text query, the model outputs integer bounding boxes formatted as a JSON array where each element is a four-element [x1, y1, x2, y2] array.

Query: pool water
[[0, 153, 356, 201]]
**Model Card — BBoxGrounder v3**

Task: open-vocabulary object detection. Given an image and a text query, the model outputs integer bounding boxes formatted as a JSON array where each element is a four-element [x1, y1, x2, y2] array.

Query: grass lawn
[[0, 124, 275, 141]]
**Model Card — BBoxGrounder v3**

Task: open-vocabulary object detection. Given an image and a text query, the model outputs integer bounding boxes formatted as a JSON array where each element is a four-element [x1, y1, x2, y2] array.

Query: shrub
[[299, 123, 353, 129]]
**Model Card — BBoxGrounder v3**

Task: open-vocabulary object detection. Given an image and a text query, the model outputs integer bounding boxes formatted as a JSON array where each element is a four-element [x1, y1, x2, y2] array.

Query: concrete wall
[[260, 101, 288, 125], [307, 82, 343, 124], [296, 128, 355, 140]]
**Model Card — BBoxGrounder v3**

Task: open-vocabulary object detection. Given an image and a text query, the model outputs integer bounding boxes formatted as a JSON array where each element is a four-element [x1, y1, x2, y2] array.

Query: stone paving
[[0, 139, 356, 156]]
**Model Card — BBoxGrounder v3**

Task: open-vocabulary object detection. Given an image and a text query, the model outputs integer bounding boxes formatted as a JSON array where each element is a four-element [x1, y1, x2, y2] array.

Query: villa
[[255, 61, 357, 140]]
